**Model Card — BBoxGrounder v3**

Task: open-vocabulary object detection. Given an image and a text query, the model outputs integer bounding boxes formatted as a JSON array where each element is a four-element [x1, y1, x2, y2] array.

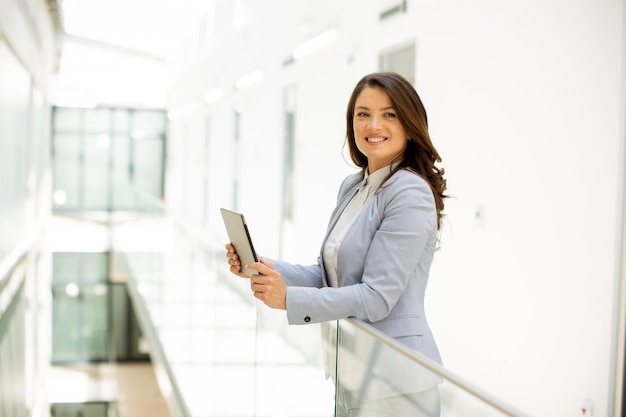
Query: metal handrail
[[344, 318, 532, 417], [115, 250, 192, 417], [106, 191, 534, 417], [0, 242, 30, 322]]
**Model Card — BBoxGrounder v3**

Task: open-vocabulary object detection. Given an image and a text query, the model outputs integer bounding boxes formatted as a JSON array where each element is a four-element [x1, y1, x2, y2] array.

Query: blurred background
[[0, 0, 624, 416]]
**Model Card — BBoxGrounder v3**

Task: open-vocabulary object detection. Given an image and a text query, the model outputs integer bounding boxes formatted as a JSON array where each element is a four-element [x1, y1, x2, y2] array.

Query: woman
[[226, 72, 448, 416]]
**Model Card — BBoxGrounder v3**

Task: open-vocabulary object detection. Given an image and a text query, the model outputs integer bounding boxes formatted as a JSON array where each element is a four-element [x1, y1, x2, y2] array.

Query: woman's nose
[[367, 116, 382, 130]]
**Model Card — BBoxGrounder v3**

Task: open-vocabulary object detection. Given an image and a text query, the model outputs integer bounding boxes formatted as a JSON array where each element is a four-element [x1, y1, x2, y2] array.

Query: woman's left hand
[[247, 258, 287, 310]]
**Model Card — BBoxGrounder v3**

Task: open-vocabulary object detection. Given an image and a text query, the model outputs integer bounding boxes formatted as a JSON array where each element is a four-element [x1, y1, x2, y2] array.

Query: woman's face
[[352, 86, 408, 173]]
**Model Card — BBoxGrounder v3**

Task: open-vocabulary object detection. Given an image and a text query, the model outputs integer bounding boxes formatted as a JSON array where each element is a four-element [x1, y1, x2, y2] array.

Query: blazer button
[[304, 316, 311, 323]]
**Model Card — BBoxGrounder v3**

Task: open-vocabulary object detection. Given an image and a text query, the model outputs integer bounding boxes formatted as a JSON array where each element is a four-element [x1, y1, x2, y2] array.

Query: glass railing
[[0, 236, 48, 417], [112, 212, 334, 417], [0, 255, 28, 417], [334, 319, 530, 417], [111, 209, 531, 417]]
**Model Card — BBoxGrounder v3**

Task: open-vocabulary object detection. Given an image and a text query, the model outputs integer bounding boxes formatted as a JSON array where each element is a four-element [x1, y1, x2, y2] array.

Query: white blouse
[[323, 163, 397, 287]]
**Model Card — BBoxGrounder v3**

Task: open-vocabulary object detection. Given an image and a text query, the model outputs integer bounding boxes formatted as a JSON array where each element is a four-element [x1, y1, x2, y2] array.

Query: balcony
[[110, 208, 530, 417]]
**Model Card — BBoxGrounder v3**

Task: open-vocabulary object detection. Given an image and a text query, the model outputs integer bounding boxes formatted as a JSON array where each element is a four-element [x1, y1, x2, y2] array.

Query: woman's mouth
[[367, 136, 387, 143]]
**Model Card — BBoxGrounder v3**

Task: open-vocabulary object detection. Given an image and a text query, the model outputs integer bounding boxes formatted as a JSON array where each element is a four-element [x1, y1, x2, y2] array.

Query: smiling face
[[352, 86, 408, 173]]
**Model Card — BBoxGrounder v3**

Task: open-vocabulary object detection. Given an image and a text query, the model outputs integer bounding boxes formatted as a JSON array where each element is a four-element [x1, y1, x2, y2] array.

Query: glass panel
[[111, 134, 134, 210], [112, 213, 335, 417], [54, 107, 82, 131], [51, 107, 166, 212], [84, 109, 112, 132], [52, 253, 111, 362], [52, 253, 109, 284], [79, 253, 110, 284], [83, 134, 111, 209], [336, 320, 524, 417], [83, 284, 109, 360], [51, 283, 109, 362], [336, 324, 443, 417], [255, 309, 335, 417], [0, 39, 31, 262], [32, 88, 46, 194], [132, 110, 165, 131], [109, 207, 531, 417], [52, 133, 82, 209], [52, 253, 78, 283], [0, 280, 27, 417], [51, 284, 82, 361], [112, 134, 130, 180], [113, 109, 129, 131], [50, 402, 113, 417], [85, 402, 114, 417], [110, 283, 129, 359], [133, 138, 163, 199]]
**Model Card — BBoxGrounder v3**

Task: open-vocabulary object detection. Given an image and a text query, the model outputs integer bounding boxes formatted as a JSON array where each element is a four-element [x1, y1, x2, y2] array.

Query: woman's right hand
[[225, 243, 252, 278]]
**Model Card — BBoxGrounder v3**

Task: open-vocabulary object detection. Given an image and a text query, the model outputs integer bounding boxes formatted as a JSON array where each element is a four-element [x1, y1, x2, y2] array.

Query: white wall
[[417, 1, 623, 416], [165, 1, 624, 415], [0, 1, 58, 416]]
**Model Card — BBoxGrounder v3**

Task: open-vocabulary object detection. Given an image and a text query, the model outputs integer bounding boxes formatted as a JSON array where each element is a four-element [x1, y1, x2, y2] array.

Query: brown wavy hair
[[345, 72, 448, 229]]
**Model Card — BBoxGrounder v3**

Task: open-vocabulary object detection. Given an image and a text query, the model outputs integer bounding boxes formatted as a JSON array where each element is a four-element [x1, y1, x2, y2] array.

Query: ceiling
[[54, 0, 211, 108], [58, 0, 210, 59]]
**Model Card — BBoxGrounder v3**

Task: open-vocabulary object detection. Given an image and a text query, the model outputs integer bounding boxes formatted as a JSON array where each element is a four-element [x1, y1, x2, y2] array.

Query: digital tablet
[[220, 208, 259, 275]]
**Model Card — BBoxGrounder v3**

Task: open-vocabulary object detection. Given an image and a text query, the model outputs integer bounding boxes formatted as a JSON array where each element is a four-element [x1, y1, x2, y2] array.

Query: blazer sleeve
[[285, 172, 437, 325], [265, 257, 324, 288]]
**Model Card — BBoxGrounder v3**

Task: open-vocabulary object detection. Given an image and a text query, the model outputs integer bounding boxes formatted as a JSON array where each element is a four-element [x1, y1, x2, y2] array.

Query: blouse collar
[[362, 161, 401, 190]]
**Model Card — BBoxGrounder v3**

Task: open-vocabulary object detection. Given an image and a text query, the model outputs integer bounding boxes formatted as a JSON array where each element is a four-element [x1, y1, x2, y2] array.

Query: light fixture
[[53, 189, 67, 205], [203, 88, 223, 103], [183, 102, 197, 114], [167, 109, 182, 121], [235, 70, 262, 90], [65, 282, 80, 297], [131, 129, 157, 140], [292, 29, 338, 59]]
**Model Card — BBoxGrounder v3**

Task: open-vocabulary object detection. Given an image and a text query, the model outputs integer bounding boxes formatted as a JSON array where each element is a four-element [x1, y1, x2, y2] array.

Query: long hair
[[345, 72, 448, 229]]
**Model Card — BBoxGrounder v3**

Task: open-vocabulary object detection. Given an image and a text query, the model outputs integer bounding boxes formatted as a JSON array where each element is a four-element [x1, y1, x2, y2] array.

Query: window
[[379, 41, 416, 85], [51, 107, 166, 212]]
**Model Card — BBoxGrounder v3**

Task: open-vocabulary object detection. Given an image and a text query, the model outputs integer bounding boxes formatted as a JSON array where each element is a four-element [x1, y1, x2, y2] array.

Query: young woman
[[226, 72, 448, 416]]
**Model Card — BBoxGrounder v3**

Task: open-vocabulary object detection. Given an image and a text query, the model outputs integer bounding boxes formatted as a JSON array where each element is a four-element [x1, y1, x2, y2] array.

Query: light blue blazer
[[270, 168, 442, 364]]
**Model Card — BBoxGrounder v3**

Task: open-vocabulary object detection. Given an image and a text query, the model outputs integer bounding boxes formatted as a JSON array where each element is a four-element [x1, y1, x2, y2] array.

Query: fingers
[[245, 260, 274, 276], [250, 275, 271, 295], [227, 252, 240, 266], [226, 250, 240, 268], [249, 267, 287, 310], [259, 257, 274, 269], [225, 243, 249, 278], [250, 272, 272, 285], [248, 263, 274, 291], [230, 265, 251, 278], [225, 243, 235, 257]]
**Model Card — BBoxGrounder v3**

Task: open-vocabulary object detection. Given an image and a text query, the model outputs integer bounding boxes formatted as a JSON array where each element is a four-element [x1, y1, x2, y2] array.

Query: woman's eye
[[356, 112, 369, 117], [385, 112, 397, 118]]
